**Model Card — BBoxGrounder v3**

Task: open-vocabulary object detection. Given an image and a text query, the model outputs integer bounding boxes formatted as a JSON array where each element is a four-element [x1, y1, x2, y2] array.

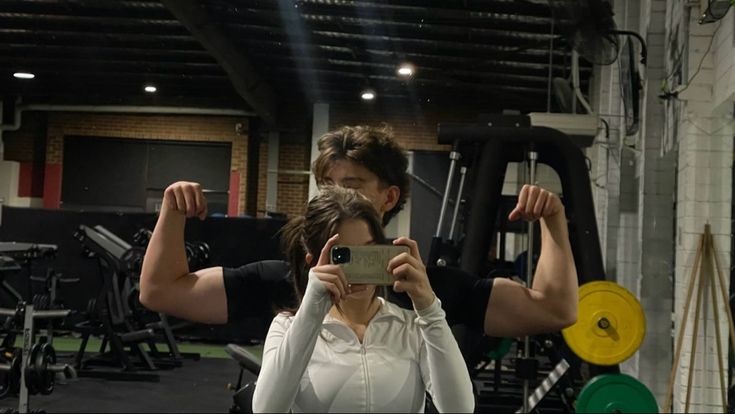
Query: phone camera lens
[[332, 247, 351, 264]]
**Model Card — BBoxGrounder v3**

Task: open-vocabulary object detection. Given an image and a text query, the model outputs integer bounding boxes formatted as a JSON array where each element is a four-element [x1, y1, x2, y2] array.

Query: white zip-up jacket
[[252, 271, 475, 413]]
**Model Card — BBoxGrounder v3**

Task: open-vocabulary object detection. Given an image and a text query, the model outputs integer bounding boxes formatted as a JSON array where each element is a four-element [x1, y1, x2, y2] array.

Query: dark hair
[[280, 186, 387, 307], [312, 125, 410, 226]]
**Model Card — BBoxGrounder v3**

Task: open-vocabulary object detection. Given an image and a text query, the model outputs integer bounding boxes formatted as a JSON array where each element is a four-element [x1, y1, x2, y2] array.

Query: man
[[140, 125, 578, 337]]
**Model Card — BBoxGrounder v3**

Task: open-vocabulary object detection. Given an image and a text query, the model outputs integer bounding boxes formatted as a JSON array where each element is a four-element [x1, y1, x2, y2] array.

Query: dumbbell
[[32, 295, 50, 311], [24, 344, 76, 396], [0, 348, 22, 398], [133, 228, 152, 247]]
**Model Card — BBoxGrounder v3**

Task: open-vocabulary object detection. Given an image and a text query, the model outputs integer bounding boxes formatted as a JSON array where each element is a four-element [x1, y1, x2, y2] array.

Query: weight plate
[[25, 344, 40, 396], [486, 337, 514, 360], [576, 374, 658, 413], [37, 343, 56, 395], [0, 353, 10, 399], [9, 348, 21, 394], [562, 281, 645, 366]]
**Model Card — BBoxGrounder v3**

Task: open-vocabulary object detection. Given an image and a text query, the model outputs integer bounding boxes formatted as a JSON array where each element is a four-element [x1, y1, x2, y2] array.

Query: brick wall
[[671, 4, 734, 412], [249, 102, 512, 218], [43, 113, 248, 214], [251, 102, 482, 218], [255, 141, 310, 218], [329, 102, 481, 151], [277, 144, 310, 217], [712, 8, 735, 108], [3, 128, 35, 162], [3, 112, 47, 197]]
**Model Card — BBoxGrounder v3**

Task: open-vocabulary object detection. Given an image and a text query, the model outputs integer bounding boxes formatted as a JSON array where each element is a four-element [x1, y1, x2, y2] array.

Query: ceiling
[[0, 0, 593, 120]]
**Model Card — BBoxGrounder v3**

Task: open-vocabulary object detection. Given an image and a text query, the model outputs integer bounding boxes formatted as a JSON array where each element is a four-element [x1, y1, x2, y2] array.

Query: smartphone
[[330, 245, 410, 285]]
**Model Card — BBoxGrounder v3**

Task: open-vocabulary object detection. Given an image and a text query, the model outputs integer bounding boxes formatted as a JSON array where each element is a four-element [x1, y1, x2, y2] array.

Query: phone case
[[330, 245, 409, 285]]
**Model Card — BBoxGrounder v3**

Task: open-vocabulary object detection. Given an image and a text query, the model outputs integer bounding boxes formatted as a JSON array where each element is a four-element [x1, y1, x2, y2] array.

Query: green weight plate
[[576, 374, 658, 413], [486, 337, 514, 360]]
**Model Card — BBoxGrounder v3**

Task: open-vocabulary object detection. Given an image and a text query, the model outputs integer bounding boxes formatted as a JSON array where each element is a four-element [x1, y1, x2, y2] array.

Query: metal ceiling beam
[[240, 44, 590, 77], [234, 37, 578, 69], [210, 6, 554, 36], [245, 54, 577, 87], [161, 0, 277, 125], [0, 28, 199, 48], [268, 67, 552, 94], [0, 0, 170, 18], [0, 92, 245, 108], [230, 0, 552, 18], [0, 43, 217, 63], [0, 13, 186, 35], [224, 21, 557, 51], [0, 76, 236, 92], [0, 56, 225, 75], [0, 83, 243, 105]]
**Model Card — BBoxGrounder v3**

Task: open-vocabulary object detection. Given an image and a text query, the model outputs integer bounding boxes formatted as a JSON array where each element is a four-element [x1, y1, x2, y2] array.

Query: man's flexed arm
[[484, 185, 578, 337], [139, 181, 229, 324]]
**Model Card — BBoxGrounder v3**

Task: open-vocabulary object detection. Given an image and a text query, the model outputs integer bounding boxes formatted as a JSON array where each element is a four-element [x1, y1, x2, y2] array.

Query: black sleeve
[[388, 266, 494, 332], [222, 260, 296, 324]]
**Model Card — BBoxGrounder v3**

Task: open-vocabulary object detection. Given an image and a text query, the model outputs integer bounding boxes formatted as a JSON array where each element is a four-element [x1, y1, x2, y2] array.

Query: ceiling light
[[361, 89, 376, 101], [144, 85, 157, 93], [13, 72, 35, 79], [397, 64, 414, 77]]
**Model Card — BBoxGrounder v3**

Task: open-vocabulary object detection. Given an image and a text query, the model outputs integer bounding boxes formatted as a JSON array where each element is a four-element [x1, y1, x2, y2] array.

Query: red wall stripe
[[43, 163, 62, 209], [228, 171, 240, 217], [18, 162, 33, 198]]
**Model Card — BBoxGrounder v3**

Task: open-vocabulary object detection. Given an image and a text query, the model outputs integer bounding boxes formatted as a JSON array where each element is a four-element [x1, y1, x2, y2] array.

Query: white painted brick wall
[[668, 2, 735, 409], [713, 8, 735, 107], [583, 2, 733, 409], [674, 112, 733, 413]]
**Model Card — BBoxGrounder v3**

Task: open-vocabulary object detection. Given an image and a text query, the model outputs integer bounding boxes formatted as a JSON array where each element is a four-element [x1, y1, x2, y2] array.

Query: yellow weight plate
[[562, 281, 646, 366]]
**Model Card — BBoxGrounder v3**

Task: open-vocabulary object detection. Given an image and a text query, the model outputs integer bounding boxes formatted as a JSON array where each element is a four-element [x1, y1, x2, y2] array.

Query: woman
[[252, 186, 474, 413]]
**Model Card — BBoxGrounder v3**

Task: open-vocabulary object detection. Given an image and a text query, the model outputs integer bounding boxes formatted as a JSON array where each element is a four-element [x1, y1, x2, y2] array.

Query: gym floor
[[0, 339, 261, 413]]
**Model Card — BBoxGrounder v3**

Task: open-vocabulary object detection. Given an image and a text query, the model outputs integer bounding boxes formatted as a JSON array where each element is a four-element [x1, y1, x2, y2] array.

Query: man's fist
[[508, 185, 563, 222], [163, 181, 208, 220]]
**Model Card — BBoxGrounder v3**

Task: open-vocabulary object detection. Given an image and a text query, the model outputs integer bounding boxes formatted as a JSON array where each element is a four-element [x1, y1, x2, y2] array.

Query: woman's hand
[[308, 234, 351, 305], [387, 237, 434, 311]]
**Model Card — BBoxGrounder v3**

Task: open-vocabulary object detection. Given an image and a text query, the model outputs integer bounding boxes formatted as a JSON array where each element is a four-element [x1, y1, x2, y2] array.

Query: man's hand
[[508, 185, 563, 222], [163, 181, 208, 220]]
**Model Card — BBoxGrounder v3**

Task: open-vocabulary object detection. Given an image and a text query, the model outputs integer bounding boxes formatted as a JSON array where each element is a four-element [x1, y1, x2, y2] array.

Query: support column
[[636, 0, 675, 404], [309, 103, 329, 199], [265, 130, 279, 214]]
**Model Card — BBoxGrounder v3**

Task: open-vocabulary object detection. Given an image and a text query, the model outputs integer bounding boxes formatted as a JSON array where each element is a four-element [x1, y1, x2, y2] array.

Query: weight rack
[[0, 303, 75, 414]]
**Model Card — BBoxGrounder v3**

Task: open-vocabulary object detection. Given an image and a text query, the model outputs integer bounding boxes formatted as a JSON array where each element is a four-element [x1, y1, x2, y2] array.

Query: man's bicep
[[484, 278, 547, 337], [154, 266, 228, 324]]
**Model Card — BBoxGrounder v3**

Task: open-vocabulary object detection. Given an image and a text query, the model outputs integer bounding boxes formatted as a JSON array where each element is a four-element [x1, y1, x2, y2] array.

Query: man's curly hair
[[312, 125, 410, 226]]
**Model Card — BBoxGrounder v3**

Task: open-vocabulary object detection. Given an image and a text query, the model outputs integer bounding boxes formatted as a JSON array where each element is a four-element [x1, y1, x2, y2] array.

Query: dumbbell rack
[[0, 303, 74, 414]]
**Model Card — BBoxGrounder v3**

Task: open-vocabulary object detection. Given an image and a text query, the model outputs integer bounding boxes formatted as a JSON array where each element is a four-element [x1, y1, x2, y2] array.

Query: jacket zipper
[[327, 312, 381, 412], [362, 345, 370, 413]]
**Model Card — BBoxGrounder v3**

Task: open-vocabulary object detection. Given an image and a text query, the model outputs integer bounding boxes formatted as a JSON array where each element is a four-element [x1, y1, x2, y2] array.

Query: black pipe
[[437, 124, 606, 284]]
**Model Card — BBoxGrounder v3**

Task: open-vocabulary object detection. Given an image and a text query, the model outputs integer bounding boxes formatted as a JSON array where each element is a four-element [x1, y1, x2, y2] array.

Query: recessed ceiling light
[[361, 89, 376, 101], [144, 85, 157, 93], [397, 64, 414, 77], [13, 72, 35, 79]]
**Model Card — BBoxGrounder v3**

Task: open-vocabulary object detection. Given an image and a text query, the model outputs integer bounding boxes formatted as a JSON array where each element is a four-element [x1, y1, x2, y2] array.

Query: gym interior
[[0, 0, 734, 413]]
